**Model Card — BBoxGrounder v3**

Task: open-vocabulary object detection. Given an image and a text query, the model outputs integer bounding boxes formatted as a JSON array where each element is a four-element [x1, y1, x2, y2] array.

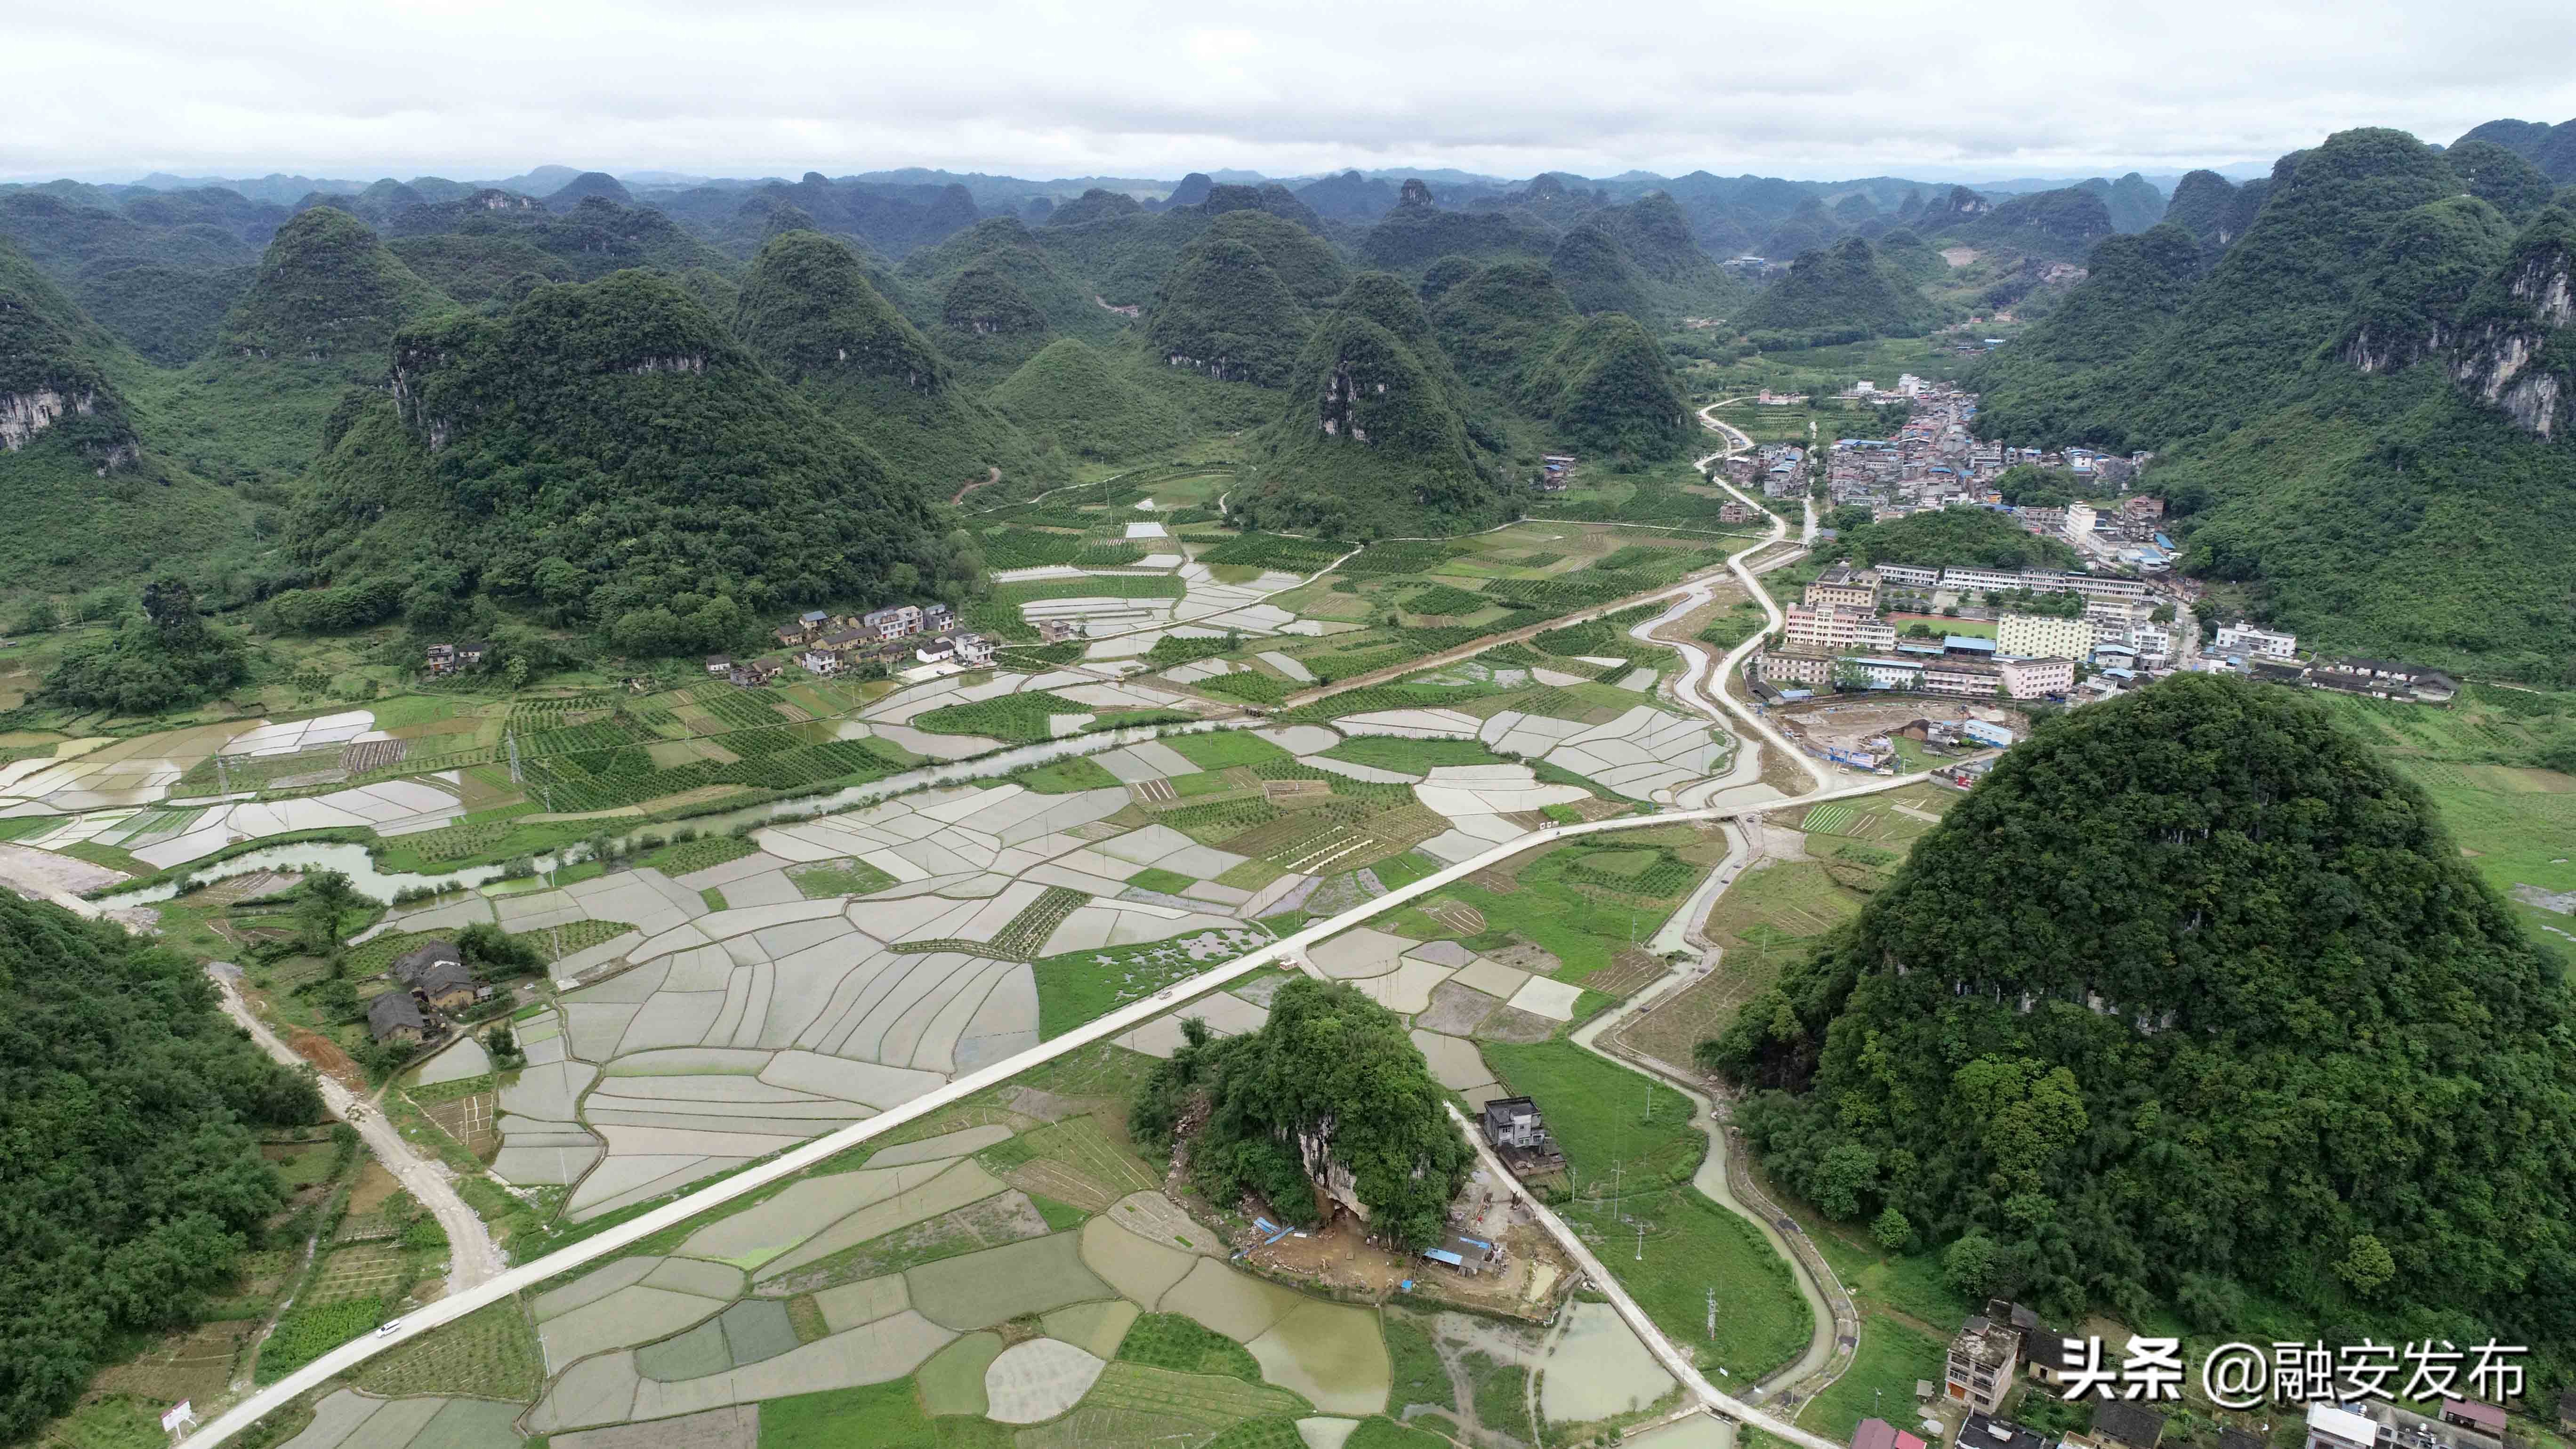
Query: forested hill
[[1235, 271, 1510, 537], [1711, 674, 2576, 1351], [215, 206, 451, 367], [1736, 236, 1940, 342], [1970, 126, 2576, 679], [730, 228, 1043, 491], [290, 270, 974, 655], [0, 892, 325, 1440]]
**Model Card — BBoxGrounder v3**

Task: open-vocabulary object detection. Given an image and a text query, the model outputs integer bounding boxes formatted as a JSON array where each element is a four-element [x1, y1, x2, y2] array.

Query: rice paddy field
[[238, 1014, 1701, 1449]]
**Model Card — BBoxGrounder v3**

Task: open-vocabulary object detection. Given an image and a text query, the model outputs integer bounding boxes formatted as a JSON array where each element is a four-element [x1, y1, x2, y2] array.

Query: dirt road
[[207, 966, 507, 1292]]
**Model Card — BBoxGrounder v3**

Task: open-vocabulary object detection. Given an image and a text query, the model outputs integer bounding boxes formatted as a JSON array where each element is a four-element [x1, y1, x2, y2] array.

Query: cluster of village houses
[[706, 602, 997, 687], [363, 939, 492, 1045]]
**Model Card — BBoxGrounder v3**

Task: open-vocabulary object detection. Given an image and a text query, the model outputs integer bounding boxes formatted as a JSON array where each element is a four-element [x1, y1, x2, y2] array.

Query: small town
[[1738, 385, 2464, 769]]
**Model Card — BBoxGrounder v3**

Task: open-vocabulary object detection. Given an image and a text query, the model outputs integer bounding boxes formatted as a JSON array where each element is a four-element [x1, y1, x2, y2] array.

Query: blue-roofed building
[[1945, 635, 1997, 656], [1422, 1248, 1465, 1268]]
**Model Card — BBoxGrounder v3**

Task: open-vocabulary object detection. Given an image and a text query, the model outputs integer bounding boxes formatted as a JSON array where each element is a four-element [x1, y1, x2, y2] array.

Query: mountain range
[[6, 114, 2575, 670]]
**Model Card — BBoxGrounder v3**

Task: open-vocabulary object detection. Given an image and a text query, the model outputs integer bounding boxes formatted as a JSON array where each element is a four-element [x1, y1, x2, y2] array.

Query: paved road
[[1693, 404, 1841, 795], [183, 409, 1901, 1447], [1448, 1101, 1846, 1449], [205, 966, 507, 1292], [181, 765, 1928, 1449]]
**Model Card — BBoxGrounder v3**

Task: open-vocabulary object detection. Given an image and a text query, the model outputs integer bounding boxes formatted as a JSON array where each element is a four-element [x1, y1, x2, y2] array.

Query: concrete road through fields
[[1446, 1101, 1847, 1449], [179, 766, 1929, 1449], [207, 967, 507, 1291]]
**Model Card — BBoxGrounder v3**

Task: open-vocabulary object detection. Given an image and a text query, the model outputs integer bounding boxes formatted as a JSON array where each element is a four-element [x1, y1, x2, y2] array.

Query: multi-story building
[[864, 604, 923, 641], [1782, 604, 1897, 654], [1803, 564, 1882, 612], [2064, 500, 2099, 540], [1923, 659, 2005, 697], [1756, 650, 1835, 687], [1997, 612, 2097, 661], [2085, 597, 2155, 630], [1847, 656, 1925, 690], [1997, 655, 2074, 700], [1873, 562, 1942, 593], [1940, 565, 2026, 597], [1944, 1316, 2024, 1413], [2043, 571, 2152, 600], [2214, 622, 2296, 659], [2304, 1404, 2376, 1449]]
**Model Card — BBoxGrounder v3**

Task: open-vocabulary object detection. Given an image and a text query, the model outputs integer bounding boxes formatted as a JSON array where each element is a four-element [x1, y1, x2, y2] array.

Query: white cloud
[[10, 0, 2576, 183]]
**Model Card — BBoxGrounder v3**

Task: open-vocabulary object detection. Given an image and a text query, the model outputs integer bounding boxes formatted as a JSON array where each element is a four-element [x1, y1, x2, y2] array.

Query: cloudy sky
[[15, 0, 2576, 185]]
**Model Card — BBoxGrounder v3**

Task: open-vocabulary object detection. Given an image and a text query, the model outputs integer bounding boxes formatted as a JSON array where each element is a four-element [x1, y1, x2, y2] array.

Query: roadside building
[[1960, 1413, 2048, 1449], [1874, 562, 1942, 592], [1804, 564, 1882, 612], [1855, 1422, 1928, 1449], [2214, 621, 2296, 659], [1757, 649, 1835, 687], [1782, 604, 1897, 654], [2439, 1401, 2506, 1441], [1943, 1310, 2021, 1412], [1962, 718, 2017, 748], [1478, 1095, 1566, 1175], [2086, 1402, 2167, 1449], [2304, 1403, 2376, 1449], [366, 991, 432, 1046]]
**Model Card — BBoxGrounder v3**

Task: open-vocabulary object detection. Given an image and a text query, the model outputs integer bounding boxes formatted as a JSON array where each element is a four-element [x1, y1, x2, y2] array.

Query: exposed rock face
[[0, 386, 93, 451], [1397, 178, 1436, 209], [2450, 207, 2576, 440]]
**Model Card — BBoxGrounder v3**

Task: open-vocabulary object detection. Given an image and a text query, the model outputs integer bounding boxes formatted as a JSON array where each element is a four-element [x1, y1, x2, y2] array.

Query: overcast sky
[[14, 0, 2576, 185]]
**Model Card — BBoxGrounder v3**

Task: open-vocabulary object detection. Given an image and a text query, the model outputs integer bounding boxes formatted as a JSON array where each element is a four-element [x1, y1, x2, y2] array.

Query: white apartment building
[[1849, 657, 1926, 690], [2065, 501, 2099, 539], [2214, 622, 2297, 659], [1874, 562, 1942, 591], [2085, 597, 2155, 629], [1940, 566, 2027, 596], [1803, 564, 1882, 612], [1996, 612, 2098, 660], [1758, 650, 1835, 686], [2047, 572, 2152, 600], [1998, 656, 2074, 700], [1782, 604, 1897, 654]]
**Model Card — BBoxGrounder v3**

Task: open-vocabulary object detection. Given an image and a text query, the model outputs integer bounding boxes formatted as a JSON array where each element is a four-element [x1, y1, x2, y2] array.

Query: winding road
[[180, 400, 1908, 1447], [207, 967, 508, 1293]]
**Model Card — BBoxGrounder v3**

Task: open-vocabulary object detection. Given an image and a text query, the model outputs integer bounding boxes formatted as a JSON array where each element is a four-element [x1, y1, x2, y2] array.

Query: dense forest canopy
[[287, 269, 972, 652], [1710, 675, 2576, 1363], [1833, 506, 2079, 571], [1130, 977, 1471, 1249], [0, 893, 324, 1440]]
